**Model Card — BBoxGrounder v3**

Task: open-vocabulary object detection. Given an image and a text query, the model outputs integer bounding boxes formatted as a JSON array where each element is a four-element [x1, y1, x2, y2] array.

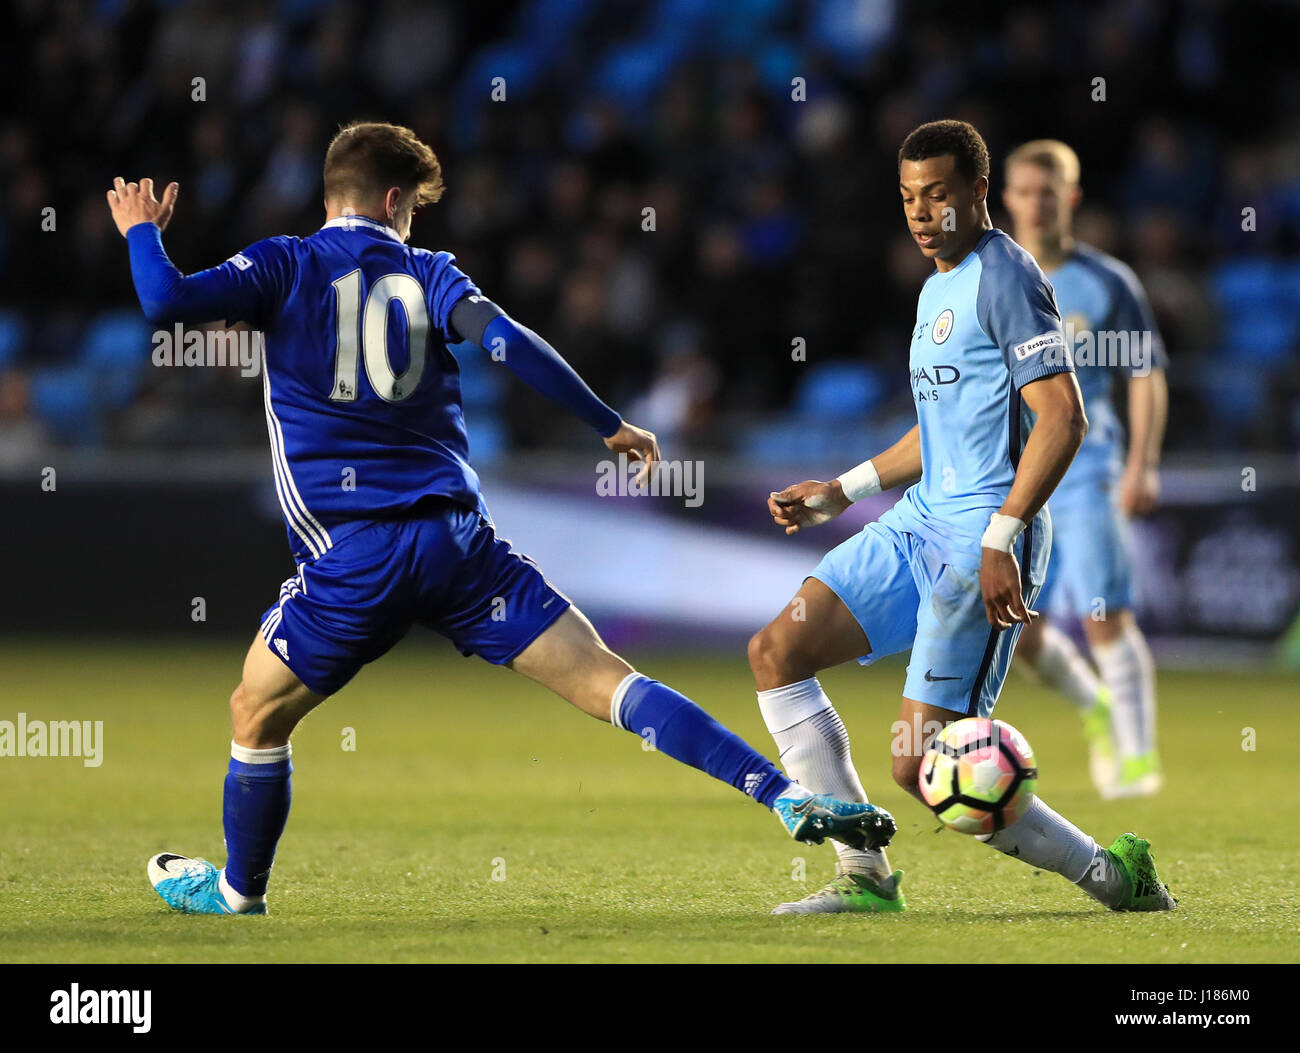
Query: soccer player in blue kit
[[748, 121, 1175, 914], [105, 121, 894, 916], [1002, 140, 1167, 799]]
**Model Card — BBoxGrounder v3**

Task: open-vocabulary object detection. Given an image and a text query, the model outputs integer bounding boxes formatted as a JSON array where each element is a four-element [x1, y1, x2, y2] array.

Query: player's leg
[[750, 525, 920, 914], [1016, 615, 1106, 712], [505, 604, 894, 849], [903, 540, 1173, 911], [1018, 612, 1116, 792], [427, 511, 894, 850], [1016, 504, 1120, 791], [1083, 608, 1160, 795], [1067, 488, 1159, 795], [149, 635, 326, 915], [219, 634, 325, 909], [894, 694, 1103, 886], [151, 525, 415, 915]]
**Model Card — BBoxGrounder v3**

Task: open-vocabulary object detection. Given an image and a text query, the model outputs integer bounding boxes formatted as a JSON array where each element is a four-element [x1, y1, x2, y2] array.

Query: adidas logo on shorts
[[274, 638, 289, 661]]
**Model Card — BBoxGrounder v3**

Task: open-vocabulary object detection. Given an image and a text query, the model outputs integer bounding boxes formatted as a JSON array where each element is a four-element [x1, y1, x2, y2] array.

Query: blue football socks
[[612, 674, 791, 808], [222, 742, 293, 898]]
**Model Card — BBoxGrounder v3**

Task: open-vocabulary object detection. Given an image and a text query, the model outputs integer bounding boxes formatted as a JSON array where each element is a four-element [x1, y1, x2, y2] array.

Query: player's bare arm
[[768, 424, 922, 535], [1119, 367, 1167, 516], [106, 176, 179, 236], [981, 370, 1088, 628]]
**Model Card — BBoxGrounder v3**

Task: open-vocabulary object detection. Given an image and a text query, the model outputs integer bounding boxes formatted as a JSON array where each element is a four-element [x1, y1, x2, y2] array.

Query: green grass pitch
[[1, 637, 1296, 963]]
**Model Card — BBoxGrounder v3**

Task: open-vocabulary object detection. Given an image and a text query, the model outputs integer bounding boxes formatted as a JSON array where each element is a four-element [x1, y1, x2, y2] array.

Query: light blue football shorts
[[810, 517, 1041, 718], [1035, 473, 1134, 620]]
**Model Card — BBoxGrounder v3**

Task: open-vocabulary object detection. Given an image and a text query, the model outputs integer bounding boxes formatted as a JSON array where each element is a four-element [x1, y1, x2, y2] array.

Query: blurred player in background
[[106, 121, 894, 917], [750, 120, 1175, 916], [1003, 140, 1168, 798]]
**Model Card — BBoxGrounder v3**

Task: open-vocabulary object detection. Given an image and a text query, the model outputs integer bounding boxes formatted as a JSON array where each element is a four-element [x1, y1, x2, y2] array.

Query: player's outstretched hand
[[979, 548, 1039, 628], [768, 480, 851, 535], [603, 420, 660, 486], [106, 177, 179, 237]]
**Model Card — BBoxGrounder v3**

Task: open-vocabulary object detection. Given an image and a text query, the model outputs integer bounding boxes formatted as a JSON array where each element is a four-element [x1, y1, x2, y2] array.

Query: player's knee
[[229, 681, 296, 747], [748, 625, 809, 686], [1083, 608, 1130, 646], [891, 752, 925, 800]]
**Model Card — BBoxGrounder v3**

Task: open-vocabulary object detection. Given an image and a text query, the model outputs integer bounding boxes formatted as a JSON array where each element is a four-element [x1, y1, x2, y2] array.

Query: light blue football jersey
[[1041, 243, 1167, 495], [880, 229, 1074, 584]]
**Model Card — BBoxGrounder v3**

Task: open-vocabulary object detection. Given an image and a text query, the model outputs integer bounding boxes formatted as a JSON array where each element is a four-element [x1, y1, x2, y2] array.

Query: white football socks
[[1031, 622, 1104, 710], [976, 796, 1125, 906], [756, 678, 891, 883], [218, 870, 266, 913], [1092, 624, 1157, 760], [976, 797, 1095, 878]]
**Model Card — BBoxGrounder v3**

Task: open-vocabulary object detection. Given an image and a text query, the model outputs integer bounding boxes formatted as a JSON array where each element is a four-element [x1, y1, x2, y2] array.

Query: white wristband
[[981, 512, 1026, 553], [836, 459, 881, 503]]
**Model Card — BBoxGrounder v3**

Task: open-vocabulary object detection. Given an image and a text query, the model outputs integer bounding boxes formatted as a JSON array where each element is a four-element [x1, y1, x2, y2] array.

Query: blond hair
[[1005, 139, 1081, 185]]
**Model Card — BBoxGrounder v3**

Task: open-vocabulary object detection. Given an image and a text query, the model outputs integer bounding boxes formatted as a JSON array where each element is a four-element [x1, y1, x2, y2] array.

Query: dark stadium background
[[2, 0, 1299, 664]]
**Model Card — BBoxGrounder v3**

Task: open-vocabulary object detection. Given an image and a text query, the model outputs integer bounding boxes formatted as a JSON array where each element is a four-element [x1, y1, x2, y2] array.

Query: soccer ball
[[918, 717, 1037, 835]]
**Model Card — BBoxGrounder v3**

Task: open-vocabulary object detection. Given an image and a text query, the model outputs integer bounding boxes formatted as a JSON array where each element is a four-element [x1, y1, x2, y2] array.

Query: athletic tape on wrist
[[981, 512, 1026, 553], [836, 460, 881, 503]]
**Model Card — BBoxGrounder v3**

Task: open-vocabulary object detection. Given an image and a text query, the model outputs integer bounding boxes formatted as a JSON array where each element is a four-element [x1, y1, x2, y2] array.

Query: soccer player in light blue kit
[[748, 121, 1175, 914], [1003, 140, 1167, 798], [105, 121, 895, 916]]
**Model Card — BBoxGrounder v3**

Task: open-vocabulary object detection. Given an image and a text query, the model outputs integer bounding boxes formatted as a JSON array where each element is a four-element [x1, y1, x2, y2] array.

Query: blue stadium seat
[[1211, 258, 1280, 317], [596, 38, 687, 111], [30, 366, 100, 444], [447, 340, 505, 411], [793, 361, 887, 421], [80, 310, 154, 409], [517, 0, 597, 44], [0, 309, 27, 370], [1222, 312, 1294, 362]]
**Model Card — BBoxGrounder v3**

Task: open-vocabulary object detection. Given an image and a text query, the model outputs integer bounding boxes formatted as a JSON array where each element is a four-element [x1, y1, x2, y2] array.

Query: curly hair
[[898, 120, 991, 184]]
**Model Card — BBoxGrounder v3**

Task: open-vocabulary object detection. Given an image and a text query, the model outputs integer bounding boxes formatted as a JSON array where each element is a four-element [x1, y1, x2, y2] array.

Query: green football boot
[[771, 869, 906, 915], [1105, 833, 1177, 911]]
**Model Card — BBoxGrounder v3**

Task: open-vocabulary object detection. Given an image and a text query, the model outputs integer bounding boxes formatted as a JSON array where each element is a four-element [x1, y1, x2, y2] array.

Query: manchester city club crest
[[932, 308, 954, 343]]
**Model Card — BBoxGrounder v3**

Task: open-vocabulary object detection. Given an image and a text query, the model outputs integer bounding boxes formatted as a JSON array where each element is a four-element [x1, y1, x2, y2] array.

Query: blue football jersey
[[208, 216, 484, 561], [881, 229, 1073, 583], [1042, 243, 1167, 492]]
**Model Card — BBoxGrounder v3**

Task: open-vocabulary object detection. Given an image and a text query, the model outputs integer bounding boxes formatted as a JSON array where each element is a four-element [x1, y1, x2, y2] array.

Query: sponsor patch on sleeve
[[229, 253, 253, 271], [1012, 331, 1064, 361]]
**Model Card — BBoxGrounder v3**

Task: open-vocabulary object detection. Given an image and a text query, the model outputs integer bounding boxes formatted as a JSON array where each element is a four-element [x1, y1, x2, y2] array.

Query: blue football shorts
[[258, 497, 571, 696], [811, 518, 1041, 717], [1036, 473, 1134, 620]]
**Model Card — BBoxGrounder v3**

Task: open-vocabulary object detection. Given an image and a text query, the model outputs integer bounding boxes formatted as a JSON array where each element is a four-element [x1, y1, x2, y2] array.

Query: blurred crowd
[[3, 0, 1300, 465]]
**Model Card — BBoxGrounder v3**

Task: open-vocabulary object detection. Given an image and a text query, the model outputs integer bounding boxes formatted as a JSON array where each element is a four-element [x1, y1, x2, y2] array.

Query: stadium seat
[[793, 361, 887, 421], [447, 340, 506, 411], [1211, 258, 1281, 318], [0, 309, 27, 371], [79, 310, 154, 409], [30, 366, 101, 444]]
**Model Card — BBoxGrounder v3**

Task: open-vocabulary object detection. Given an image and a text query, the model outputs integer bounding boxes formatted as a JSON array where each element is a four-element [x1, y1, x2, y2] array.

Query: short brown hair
[[898, 119, 990, 184], [323, 121, 445, 208], [1005, 139, 1081, 185]]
